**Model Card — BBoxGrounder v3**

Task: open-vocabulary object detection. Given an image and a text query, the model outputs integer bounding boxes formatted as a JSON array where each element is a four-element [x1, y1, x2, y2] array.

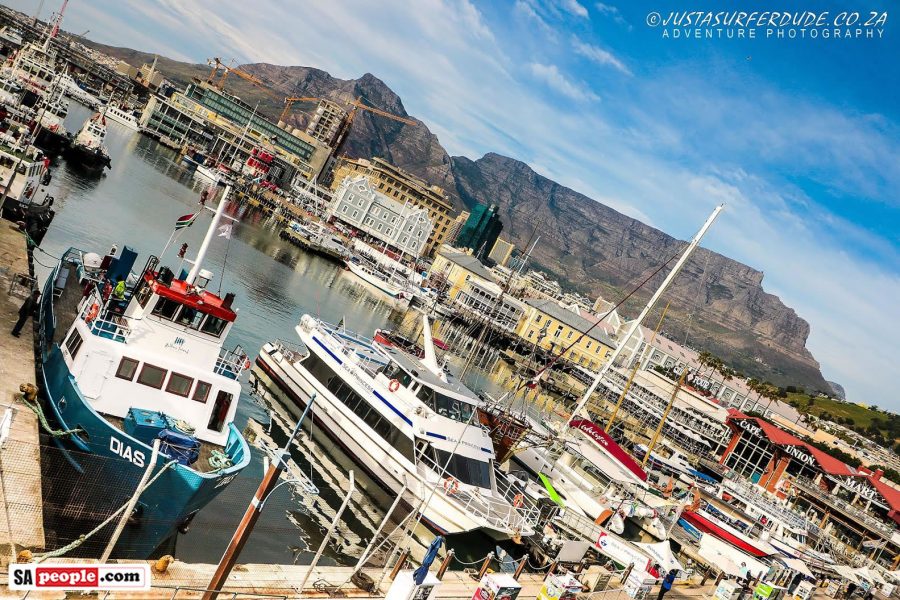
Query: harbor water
[[33, 103, 532, 566]]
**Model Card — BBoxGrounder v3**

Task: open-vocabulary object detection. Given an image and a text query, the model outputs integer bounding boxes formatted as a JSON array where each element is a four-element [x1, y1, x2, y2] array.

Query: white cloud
[[595, 2, 631, 28], [559, 0, 589, 18], [572, 36, 631, 75], [529, 63, 600, 102]]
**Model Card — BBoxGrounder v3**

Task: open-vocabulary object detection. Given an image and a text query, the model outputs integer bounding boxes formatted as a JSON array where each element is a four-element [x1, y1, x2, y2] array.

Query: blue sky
[[13, 0, 899, 409]]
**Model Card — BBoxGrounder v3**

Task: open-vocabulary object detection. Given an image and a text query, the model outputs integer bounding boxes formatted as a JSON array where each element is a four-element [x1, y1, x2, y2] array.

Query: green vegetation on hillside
[[786, 392, 900, 447]]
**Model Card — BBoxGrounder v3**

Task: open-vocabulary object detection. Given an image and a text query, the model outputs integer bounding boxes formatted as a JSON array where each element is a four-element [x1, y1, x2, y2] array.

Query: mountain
[[828, 381, 847, 401], [91, 43, 829, 392]]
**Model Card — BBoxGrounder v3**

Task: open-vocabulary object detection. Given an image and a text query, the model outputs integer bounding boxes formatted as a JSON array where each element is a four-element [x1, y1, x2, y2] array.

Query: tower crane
[[332, 96, 417, 155], [279, 97, 321, 122], [205, 58, 266, 91]]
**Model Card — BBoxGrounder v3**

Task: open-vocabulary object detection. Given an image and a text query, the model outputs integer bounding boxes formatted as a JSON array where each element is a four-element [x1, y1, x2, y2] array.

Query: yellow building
[[487, 237, 515, 266], [331, 157, 455, 257], [516, 298, 616, 370], [429, 246, 496, 301]]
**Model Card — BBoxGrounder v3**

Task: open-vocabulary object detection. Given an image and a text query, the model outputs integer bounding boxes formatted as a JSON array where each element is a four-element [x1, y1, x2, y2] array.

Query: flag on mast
[[217, 224, 233, 239], [175, 213, 197, 230]]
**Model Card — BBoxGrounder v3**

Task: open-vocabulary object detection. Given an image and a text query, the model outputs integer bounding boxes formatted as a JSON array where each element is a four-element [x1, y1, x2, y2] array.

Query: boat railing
[[79, 300, 133, 343], [271, 339, 308, 364], [215, 346, 251, 380]]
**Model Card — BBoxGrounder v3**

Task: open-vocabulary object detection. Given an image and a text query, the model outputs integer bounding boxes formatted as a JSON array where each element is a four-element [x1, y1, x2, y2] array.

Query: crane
[[279, 97, 321, 123], [205, 58, 266, 91], [332, 96, 417, 155]]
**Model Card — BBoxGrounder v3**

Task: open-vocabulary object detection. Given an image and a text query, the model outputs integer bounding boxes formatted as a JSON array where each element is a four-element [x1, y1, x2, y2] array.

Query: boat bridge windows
[[302, 350, 414, 461], [114, 356, 214, 405], [430, 447, 492, 489], [150, 296, 229, 337], [416, 385, 475, 423]]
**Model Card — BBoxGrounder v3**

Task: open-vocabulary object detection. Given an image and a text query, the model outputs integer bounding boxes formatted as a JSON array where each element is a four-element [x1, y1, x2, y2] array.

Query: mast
[[187, 183, 231, 284], [564, 204, 724, 430]]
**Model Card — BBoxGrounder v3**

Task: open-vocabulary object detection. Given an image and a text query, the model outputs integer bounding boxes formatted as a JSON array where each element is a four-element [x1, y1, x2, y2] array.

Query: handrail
[[215, 346, 251, 380]]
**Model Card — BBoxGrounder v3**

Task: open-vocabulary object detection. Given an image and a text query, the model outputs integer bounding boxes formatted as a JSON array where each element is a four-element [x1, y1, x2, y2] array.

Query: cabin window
[[200, 316, 227, 337], [193, 381, 212, 403], [137, 364, 167, 389], [151, 297, 180, 320], [166, 372, 194, 397], [115, 357, 139, 381], [176, 306, 204, 329], [208, 390, 233, 431], [416, 387, 475, 423], [134, 283, 153, 308], [64, 329, 84, 359], [431, 447, 491, 489]]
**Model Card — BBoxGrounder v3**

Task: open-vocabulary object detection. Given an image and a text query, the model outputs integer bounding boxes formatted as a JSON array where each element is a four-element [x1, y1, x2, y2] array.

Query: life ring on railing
[[243, 357, 251, 370], [443, 477, 459, 495], [388, 379, 400, 392], [513, 493, 524, 508], [85, 303, 99, 323]]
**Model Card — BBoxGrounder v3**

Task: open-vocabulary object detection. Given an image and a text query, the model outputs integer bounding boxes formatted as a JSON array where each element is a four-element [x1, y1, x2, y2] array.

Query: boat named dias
[[253, 315, 540, 540], [37, 183, 251, 558], [65, 111, 111, 171]]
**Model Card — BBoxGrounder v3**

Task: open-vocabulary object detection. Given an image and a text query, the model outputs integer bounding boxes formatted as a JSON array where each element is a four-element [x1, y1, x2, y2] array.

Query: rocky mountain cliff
[[93, 44, 829, 391]]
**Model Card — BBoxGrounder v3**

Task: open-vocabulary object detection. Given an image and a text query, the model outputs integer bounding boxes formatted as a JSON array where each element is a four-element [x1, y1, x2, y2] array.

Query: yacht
[[104, 103, 141, 130], [195, 162, 236, 186], [252, 315, 540, 540], [56, 72, 102, 109], [344, 253, 414, 307], [65, 111, 111, 171], [37, 186, 252, 558]]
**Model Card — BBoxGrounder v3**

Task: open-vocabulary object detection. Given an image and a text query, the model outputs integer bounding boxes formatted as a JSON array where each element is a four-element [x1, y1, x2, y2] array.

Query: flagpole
[[159, 228, 177, 262]]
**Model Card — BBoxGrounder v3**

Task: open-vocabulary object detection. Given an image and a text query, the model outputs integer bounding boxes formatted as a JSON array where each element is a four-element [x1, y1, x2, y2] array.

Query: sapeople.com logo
[[9, 564, 151, 590]]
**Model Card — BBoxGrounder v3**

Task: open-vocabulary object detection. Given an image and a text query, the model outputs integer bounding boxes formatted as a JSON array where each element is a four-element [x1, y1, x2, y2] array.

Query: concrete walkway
[[0, 220, 45, 562]]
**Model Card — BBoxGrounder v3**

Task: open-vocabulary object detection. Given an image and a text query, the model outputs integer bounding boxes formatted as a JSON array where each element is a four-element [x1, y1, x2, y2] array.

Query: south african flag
[[175, 213, 197, 230]]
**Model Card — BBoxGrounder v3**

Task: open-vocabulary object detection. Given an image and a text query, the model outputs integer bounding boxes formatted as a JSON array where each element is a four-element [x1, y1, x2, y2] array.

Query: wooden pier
[[0, 221, 45, 563]]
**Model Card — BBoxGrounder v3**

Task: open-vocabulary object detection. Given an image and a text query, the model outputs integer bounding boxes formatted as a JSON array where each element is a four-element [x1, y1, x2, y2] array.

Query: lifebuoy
[[513, 493, 524, 508], [760, 515, 769, 525], [443, 477, 459, 495], [243, 357, 251, 370], [85, 303, 99, 323], [388, 379, 400, 392]]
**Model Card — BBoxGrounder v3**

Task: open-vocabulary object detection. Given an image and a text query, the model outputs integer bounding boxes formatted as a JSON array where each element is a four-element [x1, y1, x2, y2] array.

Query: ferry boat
[[36, 186, 251, 558], [104, 103, 141, 130], [252, 315, 540, 540], [65, 111, 111, 171], [344, 254, 413, 307]]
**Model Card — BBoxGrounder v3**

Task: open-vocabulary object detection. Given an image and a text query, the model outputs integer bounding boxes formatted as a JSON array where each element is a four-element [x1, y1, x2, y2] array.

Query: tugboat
[[31, 84, 70, 155], [37, 184, 251, 558], [65, 111, 111, 171]]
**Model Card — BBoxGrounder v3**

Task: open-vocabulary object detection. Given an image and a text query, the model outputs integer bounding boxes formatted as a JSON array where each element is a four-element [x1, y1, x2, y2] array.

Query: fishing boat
[[103, 103, 141, 130], [344, 253, 413, 307], [3, 39, 58, 93], [64, 111, 111, 171], [31, 84, 70, 154], [252, 314, 541, 540], [0, 25, 24, 53], [0, 136, 50, 215], [36, 185, 252, 558]]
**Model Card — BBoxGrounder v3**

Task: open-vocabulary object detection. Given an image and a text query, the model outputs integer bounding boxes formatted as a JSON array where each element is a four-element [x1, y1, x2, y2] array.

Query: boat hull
[[253, 346, 522, 541], [34, 126, 69, 155], [64, 144, 110, 172], [344, 260, 411, 308], [681, 510, 770, 558]]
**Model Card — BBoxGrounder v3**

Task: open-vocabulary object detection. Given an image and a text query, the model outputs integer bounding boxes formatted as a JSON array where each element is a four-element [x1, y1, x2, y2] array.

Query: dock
[[0, 220, 45, 563]]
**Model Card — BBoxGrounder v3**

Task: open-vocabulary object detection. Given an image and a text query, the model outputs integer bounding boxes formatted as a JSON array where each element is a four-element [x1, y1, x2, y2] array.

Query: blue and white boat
[[252, 314, 540, 540], [37, 186, 251, 558]]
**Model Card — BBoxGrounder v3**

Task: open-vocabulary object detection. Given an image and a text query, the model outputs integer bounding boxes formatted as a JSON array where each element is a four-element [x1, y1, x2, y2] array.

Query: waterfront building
[[453, 278, 526, 333], [521, 270, 563, 300], [446, 211, 469, 244], [325, 176, 432, 258], [487, 237, 514, 266], [515, 298, 616, 371], [140, 93, 215, 148], [304, 99, 347, 146], [456, 203, 503, 260], [331, 157, 454, 257], [428, 246, 497, 301]]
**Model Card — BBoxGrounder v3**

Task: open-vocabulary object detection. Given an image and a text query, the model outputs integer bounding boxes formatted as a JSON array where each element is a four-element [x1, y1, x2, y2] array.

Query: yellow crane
[[205, 57, 266, 91], [332, 96, 417, 154], [279, 97, 321, 122]]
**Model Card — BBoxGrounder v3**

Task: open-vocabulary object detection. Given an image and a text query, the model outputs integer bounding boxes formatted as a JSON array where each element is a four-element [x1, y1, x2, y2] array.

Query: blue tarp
[[687, 469, 717, 483], [158, 429, 200, 465]]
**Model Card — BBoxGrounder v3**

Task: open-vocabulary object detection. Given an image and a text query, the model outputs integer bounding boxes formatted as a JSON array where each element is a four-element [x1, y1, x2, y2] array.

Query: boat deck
[[104, 416, 223, 474]]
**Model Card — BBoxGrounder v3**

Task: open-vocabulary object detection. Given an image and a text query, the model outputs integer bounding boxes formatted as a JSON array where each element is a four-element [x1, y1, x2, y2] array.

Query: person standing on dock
[[656, 569, 676, 600], [11, 290, 40, 337]]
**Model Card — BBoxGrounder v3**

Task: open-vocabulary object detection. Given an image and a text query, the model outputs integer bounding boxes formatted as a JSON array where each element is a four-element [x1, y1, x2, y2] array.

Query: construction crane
[[332, 96, 417, 155], [205, 58, 266, 91], [279, 97, 321, 123]]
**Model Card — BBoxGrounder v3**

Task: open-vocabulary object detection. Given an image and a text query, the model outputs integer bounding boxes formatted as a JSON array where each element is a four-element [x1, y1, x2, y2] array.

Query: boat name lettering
[[110, 437, 145, 467], [735, 419, 764, 439], [783, 444, 815, 466], [165, 337, 190, 354], [843, 477, 878, 500], [576, 422, 608, 447]]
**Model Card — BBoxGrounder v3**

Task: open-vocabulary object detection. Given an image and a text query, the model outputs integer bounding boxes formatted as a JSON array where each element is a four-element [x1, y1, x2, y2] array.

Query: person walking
[[11, 290, 40, 337], [657, 569, 677, 600]]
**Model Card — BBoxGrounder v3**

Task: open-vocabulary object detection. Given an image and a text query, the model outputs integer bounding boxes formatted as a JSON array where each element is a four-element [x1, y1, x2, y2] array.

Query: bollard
[[390, 549, 410, 581], [436, 550, 455, 580], [514, 557, 527, 581], [545, 561, 558, 581], [477, 552, 494, 581]]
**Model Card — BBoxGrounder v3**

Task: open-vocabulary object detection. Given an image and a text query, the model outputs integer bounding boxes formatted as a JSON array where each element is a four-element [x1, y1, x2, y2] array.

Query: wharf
[[0, 221, 45, 561]]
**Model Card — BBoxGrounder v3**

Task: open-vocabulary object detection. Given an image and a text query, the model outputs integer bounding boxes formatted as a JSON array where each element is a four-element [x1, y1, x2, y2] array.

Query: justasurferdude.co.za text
[[654, 11, 888, 29]]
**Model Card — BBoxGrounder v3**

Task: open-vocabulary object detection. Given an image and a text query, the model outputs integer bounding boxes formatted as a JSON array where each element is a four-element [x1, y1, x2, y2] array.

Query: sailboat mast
[[564, 204, 724, 430], [187, 184, 232, 284]]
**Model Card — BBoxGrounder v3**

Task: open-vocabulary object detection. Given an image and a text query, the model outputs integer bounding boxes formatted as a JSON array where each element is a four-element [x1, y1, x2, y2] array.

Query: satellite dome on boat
[[83, 252, 102, 269]]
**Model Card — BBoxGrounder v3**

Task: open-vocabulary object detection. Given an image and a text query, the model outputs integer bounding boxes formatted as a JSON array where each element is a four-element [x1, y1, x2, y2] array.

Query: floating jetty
[[0, 221, 45, 563]]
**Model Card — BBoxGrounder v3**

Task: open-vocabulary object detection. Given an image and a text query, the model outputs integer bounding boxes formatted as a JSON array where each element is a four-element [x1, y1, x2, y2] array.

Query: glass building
[[455, 203, 503, 260]]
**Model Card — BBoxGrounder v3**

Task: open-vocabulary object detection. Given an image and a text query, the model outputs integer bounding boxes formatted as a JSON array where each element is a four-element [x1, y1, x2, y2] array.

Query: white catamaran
[[253, 315, 540, 539]]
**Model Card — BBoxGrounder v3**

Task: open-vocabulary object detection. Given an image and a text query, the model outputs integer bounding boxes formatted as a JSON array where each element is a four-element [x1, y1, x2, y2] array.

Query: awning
[[777, 557, 814, 578], [832, 565, 859, 584], [635, 540, 684, 574], [854, 567, 887, 585], [698, 534, 769, 579]]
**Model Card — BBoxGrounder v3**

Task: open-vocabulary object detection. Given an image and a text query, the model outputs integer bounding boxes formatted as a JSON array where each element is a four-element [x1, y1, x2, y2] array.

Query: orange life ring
[[388, 379, 400, 392], [443, 477, 459, 495], [243, 357, 251, 370], [513, 493, 524, 508], [85, 303, 99, 323]]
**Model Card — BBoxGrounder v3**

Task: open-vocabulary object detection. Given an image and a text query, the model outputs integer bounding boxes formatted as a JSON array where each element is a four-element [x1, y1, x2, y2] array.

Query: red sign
[[569, 419, 648, 482]]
